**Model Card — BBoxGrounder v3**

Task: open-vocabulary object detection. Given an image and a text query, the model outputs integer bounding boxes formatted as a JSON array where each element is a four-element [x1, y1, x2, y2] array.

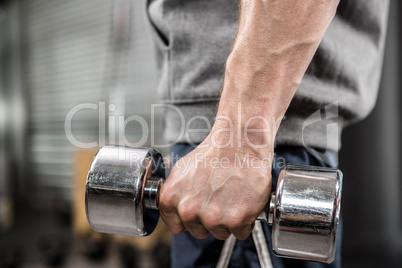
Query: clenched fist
[[159, 128, 273, 240]]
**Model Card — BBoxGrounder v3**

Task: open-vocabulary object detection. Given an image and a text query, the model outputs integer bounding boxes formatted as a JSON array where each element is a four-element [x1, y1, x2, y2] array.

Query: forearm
[[216, 0, 339, 146]]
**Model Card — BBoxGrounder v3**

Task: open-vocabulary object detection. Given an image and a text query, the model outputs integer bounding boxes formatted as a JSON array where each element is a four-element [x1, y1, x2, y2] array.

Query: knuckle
[[159, 199, 170, 212], [227, 218, 246, 230], [159, 190, 174, 209], [180, 210, 197, 224], [178, 203, 198, 224], [225, 212, 254, 230], [201, 207, 222, 228], [202, 217, 220, 230]]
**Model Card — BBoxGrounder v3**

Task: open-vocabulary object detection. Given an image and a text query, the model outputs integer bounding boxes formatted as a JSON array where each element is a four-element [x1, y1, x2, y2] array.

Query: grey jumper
[[146, 0, 389, 152]]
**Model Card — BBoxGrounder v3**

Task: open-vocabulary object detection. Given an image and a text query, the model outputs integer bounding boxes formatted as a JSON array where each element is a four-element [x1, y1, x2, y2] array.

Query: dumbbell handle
[[142, 177, 163, 210], [143, 176, 275, 224]]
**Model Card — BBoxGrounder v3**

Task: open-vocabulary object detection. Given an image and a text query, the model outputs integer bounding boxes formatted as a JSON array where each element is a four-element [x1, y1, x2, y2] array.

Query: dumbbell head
[[268, 165, 342, 263], [85, 146, 342, 263], [85, 145, 165, 236]]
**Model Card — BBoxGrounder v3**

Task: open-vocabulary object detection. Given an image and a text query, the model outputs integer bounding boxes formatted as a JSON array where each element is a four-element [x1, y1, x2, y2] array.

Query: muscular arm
[[220, 0, 339, 131], [160, 0, 340, 240]]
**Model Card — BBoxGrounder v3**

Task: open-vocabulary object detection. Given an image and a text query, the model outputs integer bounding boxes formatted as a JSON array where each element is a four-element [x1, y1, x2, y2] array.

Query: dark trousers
[[170, 144, 342, 268]]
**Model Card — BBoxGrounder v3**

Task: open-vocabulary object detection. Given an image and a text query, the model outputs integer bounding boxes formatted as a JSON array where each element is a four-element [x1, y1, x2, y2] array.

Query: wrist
[[206, 112, 279, 156]]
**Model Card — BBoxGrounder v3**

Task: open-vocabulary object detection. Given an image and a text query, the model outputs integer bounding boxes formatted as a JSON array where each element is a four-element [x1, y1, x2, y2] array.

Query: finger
[[176, 201, 210, 239], [159, 180, 186, 235], [199, 207, 232, 240], [182, 221, 210, 239], [207, 225, 232, 240], [160, 209, 186, 235], [229, 223, 254, 240]]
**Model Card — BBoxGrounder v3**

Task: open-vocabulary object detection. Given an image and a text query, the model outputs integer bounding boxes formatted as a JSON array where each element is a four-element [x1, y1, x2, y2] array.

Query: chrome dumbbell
[[85, 145, 342, 263]]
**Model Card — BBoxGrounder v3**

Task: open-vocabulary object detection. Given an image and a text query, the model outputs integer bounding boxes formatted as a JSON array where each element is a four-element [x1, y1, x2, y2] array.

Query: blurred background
[[0, 0, 400, 267]]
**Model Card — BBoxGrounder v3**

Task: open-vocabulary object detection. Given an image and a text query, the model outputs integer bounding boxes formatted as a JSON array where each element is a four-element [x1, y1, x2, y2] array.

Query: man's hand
[[159, 0, 339, 240], [160, 126, 274, 240]]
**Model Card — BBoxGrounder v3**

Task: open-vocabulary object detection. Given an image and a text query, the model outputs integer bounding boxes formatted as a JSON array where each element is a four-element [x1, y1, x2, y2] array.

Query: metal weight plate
[[85, 145, 165, 236], [271, 164, 342, 263]]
